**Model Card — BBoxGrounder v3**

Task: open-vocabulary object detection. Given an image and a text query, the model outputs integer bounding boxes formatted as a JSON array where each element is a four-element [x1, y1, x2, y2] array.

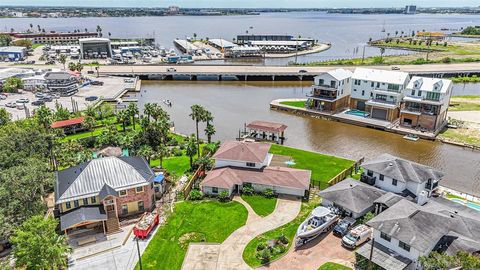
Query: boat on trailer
[[403, 133, 419, 141], [294, 206, 339, 248]]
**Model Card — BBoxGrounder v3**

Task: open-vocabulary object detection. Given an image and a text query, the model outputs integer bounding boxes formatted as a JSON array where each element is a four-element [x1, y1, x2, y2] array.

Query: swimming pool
[[345, 109, 370, 118], [450, 198, 480, 211]]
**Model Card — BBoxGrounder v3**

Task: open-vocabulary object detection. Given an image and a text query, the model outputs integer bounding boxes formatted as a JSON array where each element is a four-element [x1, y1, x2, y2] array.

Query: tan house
[[55, 156, 155, 235]]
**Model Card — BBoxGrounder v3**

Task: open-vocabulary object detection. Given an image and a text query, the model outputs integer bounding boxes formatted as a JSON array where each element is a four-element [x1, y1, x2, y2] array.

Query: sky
[[2, 0, 479, 8]]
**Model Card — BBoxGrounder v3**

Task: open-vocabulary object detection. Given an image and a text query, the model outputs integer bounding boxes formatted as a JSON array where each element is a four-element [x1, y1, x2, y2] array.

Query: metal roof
[[352, 68, 409, 85], [55, 156, 154, 204]]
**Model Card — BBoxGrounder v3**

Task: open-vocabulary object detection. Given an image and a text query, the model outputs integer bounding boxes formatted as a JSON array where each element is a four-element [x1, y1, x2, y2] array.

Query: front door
[[106, 205, 115, 212]]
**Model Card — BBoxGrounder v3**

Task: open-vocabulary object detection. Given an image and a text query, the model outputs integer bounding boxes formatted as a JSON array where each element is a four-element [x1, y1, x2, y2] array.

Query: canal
[[138, 80, 480, 184]]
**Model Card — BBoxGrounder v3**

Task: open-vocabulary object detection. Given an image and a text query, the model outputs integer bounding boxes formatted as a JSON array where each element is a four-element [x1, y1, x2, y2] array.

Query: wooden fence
[[182, 166, 204, 199], [310, 157, 365, 190]]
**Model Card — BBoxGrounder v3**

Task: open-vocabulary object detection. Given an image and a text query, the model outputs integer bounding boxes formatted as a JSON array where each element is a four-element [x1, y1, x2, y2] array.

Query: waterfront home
[[307, 68, 352, 113], [357, 197, 480, 270], [241, 120, 288, 144], [200, 141, 311, 197], [350, 68, 410, 121], [400, 76, 452, 132], [44, 71, 78, 96], [360, 153, 444, 198], [318, 178, 386, 218], [55, 156, 155, 236]]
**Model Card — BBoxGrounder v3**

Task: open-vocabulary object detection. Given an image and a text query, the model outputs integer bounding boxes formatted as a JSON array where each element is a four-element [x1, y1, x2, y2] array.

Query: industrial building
[[0, 46, 27, 61], [8, 32, 98, 44], [79, 38, 112, 59], [236, 34, 294, 45]]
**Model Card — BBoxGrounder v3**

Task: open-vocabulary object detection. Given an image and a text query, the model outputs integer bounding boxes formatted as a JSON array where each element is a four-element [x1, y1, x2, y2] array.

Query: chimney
[[417, 190, 429, 206]]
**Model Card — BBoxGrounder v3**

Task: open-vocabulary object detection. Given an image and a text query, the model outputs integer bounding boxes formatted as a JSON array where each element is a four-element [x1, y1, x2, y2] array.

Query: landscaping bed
[[318, 262, 352, 270], [137, 200, 248, 270]]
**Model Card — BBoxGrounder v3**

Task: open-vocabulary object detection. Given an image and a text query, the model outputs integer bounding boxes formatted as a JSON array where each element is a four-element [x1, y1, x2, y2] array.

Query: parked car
[[391, 66, 400, 70], [52, 93, 60, 99], [85, 96, 98, 102], [32, 100, 45, 106], [298, 69, 308, 73], [16, 103, 25, 110], [41, 96, 53, 102], [124, 79, 134, 83], [87, 70, 95, 74], [35, 92, 45, 98], [0, 95, 6, 100], [166, 67, 177, 72], [333, 217, 356, 237], [341, 224, 372, 249], [5, 102, 16, 108], [16, 98, 29, 103], [91, 81, 104, 86]]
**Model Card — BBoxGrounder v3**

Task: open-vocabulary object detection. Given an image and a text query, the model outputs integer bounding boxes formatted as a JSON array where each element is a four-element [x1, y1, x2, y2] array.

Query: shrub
[[259, 248, 271, 263], [172, 147, 183, 156], [242, 184, 255, 196], [277, 234, 289, 245], [263, 189, 275, 199], [167, 137, 178, 146], [218, 191, 230, 202], [188, 189, 203, 201], [442, 57, 452, 63], [256, 242, 266, 251]]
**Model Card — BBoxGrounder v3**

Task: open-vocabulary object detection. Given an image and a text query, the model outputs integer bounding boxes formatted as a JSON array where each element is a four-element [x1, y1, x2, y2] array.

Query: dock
[[173, 39, 199, 53]]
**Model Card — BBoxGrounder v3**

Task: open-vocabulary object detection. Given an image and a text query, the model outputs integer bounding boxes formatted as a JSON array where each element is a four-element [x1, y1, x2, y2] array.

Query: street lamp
[[136, 237, 143, 270]]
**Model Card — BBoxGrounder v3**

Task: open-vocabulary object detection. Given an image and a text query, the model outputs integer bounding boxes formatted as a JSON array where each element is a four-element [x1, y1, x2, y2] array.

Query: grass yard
[[279, 100, 306, 108], [317, 262, 352, 270], [243, 196, 321, 267], [137, 200, 248, 270], [241, 195, 277, 217], [269, 144, 354, 186], [449, 96, 480, 111], [150, 155, 191, 178], [439, 128, 480, 148]]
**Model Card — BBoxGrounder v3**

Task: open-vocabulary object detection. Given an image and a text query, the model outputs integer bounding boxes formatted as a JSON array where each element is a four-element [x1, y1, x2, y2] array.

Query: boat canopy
[[311, 206, 331, 217]]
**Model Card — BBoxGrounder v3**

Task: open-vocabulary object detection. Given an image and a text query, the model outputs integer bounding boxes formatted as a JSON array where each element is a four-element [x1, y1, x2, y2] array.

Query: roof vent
[[388, 162, 394, 166]]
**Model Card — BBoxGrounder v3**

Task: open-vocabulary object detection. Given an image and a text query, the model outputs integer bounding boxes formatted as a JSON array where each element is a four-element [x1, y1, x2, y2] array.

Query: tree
[[54, 104, 70, 121], [194, 155, 214, 171], [35, 105, 53, 130], [11, 39, 32, 49], [58, 54, 67, 70], [190, 104, 205, 157], [143, 102, 156, 123], [84, 105, 97, 119], [185, 135, 198, 170], [0, 108, 11, 126], [11, 216, 71, 270], [116, 109, 130, 132], [153, 144, 170, 167], [0, 34, 11, 46], [362, 212, 375, 224], [2, 77, 23, 93], [75, 62, 84, 72], [82, 116, 96, 136], [138, 145, 154, 164], [127, 102, 139, 130], [419, 251, 480, 270], [204, 123, 215, 144], [68, 62, 76, 71], [379, 47, 385, 60]]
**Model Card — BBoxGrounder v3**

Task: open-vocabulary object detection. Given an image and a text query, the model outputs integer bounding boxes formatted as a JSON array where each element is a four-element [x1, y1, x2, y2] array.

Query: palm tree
[[84, 105, 97, 119], [193, 33, 197, 40], [138, 145, 154, 164], [29, 23, 33, 31], [204, 124, 215, 144], [195, 155, 214, 171], [108, 32, 111, 38], [127, 102, 139, 130], [153, 144, 170, 167], [96, 25, 102, 37], [186, 135, 198, 170], [143, 103, 156, 123], [379, 47, 385, 60], [82, 116, 96, 137], [84, 28, 88, 33], [37, 24, 41, 32], [190, 104, 205, 157], [395, 30, 398, 37], [35, 105, 53, 130], [58, 54, 67, 70], [116, 109, 129, 132]]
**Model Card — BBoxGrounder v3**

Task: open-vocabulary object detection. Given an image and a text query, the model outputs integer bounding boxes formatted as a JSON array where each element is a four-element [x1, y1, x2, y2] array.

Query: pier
[[97, 63, 480, 81]]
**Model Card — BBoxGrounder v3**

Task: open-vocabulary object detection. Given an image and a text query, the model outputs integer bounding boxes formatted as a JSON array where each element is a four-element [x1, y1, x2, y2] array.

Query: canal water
[[2, 12, 480, 64], [138, 80, 480, 184]]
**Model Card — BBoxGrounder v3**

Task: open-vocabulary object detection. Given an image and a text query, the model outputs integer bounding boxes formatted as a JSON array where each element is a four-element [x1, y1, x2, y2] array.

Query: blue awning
[[154, 173, 165, 183]]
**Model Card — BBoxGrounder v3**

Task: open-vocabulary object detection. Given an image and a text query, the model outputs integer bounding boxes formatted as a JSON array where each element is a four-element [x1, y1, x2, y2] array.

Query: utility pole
[[136, 237, 143, 270], [361, 45, 366, 64], [368, 237, 375, 270]]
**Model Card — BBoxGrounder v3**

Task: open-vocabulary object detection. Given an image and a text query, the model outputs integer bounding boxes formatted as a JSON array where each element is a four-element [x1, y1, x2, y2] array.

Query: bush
[[442, 57, 452, 63], [172, 147, 183, 156], [256, 242, 266, 251], [259, 248, 271, 263], [167, 137, 178, 146], [263, 189, 275, 199], [277, 234, 289, 245], [188, 189, 203, 201], [242, 184, 255, 196], [218, 191, 230, 202]]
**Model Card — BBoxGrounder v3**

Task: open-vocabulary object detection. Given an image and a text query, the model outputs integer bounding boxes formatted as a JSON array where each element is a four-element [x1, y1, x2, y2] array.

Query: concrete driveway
[[181, 195, 301, 270], [258, 232, 355, 270]]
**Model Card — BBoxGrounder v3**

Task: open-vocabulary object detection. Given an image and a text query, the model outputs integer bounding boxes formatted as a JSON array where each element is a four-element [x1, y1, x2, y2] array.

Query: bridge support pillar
[[245, 75, 248, 81], [191, 75, 197, 81], [272, 75, 275, 81], [219, 75, 222, 81]]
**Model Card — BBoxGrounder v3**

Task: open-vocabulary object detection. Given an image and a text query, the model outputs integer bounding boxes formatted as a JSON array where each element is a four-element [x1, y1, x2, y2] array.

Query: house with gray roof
[[360, 153, 444, 199], [357, 197, 480, 270], [55, 156, 155, 235], [318, 178, 386, 218]]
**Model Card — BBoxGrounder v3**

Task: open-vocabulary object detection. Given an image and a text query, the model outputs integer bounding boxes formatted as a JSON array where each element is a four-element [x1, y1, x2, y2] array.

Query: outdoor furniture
[[77, 236, 97, 246]]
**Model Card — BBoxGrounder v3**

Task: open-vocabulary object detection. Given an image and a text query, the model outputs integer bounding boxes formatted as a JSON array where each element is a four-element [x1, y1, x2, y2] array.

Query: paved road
[[97, 62, 480, 76], [181, 195, 301, 270]]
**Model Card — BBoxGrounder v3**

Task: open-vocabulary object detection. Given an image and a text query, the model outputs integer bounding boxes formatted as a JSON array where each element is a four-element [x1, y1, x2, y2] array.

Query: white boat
[[403, 134, 419, 141], [295, 206, 339, 248], [163, 99, 172, 107]]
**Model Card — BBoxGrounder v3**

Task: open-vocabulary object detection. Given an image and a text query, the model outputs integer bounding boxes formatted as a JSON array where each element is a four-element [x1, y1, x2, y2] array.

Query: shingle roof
[[55, 157, 154, 203], [367, 198, 480, 253], [318, 178, 386, 213], [201, 166, 311, 191], [60, 206, 107, 231], [362, 153, 444, 183], [246, 121, 288, 133], [374, 192, 405, 208], [352, 68, 409, 85], [213, 141, 271, 163]]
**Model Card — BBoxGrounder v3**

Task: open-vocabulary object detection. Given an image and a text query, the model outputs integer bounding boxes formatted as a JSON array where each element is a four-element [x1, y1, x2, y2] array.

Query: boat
[[163, 99, 172, 107], [403, 134, 420, 141], [295, 206, 339, 248]]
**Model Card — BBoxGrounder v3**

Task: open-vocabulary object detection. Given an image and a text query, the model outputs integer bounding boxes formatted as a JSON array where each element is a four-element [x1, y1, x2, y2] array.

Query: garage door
[[356, 101, 366, 111], [371, 108, 388, 120]]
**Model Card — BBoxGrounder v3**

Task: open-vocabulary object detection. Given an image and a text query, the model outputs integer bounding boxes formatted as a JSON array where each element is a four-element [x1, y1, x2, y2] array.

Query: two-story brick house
[[55, 156, 155, 235]]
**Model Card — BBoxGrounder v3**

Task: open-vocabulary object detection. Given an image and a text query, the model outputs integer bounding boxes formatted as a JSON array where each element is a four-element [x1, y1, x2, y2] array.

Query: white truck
[[341, 224, 373, 249]]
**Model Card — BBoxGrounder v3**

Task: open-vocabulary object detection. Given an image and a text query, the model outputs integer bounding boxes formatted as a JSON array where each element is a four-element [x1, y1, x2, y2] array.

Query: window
[[426, 92, 440, 101], [379, 174, 384, 181], [367, 170, 373, 177], [371, 81, 374, 87], [65, 202, 71, 209], [376, 82, 380, 88], [387, 84, 400, 91], [121, 204, 128, 215], [136, 186, 144, 193], [83, 198, 88, 205], [418, 90, 422, 97], [212, 187, 218, 194], [361, 90, 365, 96], [74, 200, 79, 208], [318, 79, 324, 85], [246, 162, 256, 167], [119, 190, 127, 197], [91, 196, 97, 204], [330, 81, 336, 88], [399, 241, 411, 252], [392, 179, 398, 186], [138, 201, 145, 212], [380, 232, 391, 242], [411, 90, 415, 96]]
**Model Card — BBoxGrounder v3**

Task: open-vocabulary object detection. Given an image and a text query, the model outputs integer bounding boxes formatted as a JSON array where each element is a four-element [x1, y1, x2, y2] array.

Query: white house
[[400, 76, 453, 131], [307, 68, 352, 112], [350, 68, 410, 121], [360, 153, 444, 198], [200, 141, 311, 197], [22, 75, 46, 91]]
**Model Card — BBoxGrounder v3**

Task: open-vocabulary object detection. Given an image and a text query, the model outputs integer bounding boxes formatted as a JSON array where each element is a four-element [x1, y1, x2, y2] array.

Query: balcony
[[366, 99, 399, 109], [307, 94, 337, 101], [312, 84, 338, 92], [360, 173, 376, 185]]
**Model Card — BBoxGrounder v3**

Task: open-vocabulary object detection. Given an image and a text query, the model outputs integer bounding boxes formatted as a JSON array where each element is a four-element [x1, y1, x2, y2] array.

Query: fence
[[182, 166, 204, 199], [309, 157, 365, 190]]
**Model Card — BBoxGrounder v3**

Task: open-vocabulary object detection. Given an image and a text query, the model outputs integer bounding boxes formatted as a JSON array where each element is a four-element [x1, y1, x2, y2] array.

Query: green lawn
[[269, 144, 354, 187], [241, 195, 277, 217], [150, 155, 191, 178], [449, 96, 480, 111], [279, 100, 306, 108], [318, 262, 352, 270], [243, 196, 320, 267], [439, 128, 480, 148], [137, 201, 248, 270]]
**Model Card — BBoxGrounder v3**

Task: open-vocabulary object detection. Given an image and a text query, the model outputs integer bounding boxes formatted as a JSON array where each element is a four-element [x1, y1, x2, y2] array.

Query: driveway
[[181, 195, 302, 270], [258, 232, 355, 270]]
